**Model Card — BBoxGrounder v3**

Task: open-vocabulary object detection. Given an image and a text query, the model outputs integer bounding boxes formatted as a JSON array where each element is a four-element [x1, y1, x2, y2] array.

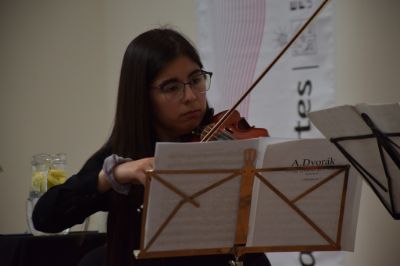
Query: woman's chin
[[178, 122, 201, 136]]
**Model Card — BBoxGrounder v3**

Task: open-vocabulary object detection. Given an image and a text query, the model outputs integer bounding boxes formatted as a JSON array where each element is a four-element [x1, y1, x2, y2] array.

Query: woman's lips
[[181, 109, 202, 119]]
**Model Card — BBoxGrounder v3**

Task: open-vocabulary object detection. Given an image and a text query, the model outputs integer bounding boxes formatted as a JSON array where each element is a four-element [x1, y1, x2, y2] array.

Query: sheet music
[[307, 105, 371, 138], [142, 137, 361, 253], [145, 139, 259, 251], [154, 139, 260, 170], [247, 138, 361, 251], [308, 103, 400, 217], [355, 103, 400, 133]]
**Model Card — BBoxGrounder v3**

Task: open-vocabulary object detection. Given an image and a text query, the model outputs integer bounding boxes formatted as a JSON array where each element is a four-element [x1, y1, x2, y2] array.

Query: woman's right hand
[[97, 157, 154, 193]]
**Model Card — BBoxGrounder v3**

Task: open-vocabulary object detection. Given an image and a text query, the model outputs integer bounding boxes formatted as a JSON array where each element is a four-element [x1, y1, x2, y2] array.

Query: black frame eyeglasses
[[153, 70, 212, 101]]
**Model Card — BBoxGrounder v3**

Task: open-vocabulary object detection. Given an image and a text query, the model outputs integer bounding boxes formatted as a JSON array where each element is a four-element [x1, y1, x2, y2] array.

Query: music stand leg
[[229, 256, 243, 266]]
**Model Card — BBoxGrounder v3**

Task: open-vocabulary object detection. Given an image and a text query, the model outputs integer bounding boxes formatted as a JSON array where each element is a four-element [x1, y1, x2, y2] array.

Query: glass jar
[[48, 153, 67, 190], [26, 153, 69, 235], [30, 153, 51, 195]]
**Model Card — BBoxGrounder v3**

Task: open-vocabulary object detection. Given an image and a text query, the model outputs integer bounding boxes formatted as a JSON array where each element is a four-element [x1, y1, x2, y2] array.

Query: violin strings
[[203, 126, 235, 140]]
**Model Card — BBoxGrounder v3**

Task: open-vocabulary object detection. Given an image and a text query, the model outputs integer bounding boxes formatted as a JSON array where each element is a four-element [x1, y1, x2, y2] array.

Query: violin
[[200, 110, 268, 141], [199, 0, 330, 142]]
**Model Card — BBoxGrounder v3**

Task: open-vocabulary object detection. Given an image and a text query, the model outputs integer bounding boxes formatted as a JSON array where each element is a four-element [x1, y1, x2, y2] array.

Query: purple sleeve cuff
[[102, 154, 132, 195]]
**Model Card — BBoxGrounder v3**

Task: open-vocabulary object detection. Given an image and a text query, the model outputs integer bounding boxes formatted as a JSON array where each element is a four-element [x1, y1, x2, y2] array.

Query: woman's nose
[[181, 84, 197, 102]]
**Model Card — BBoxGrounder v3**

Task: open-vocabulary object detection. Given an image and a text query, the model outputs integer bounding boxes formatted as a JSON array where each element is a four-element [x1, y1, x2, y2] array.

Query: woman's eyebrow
[[158, 69, 202, 86], [188, 69, 202, 77], [158, 77, 179, 87]]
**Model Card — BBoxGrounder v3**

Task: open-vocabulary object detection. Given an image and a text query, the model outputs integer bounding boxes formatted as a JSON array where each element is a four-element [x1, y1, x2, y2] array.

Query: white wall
[[0, 0, 109, 232], [0, 0, 197, 233], [336, 1, 400, 266], [0, 0, 399, 265]]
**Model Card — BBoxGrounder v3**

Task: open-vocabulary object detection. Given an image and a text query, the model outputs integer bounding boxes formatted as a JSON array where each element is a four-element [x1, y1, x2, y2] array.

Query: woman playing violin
[[32, 27, 270, 266]]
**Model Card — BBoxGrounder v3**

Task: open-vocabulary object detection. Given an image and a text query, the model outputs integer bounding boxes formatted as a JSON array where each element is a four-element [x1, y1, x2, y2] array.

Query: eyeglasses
[[153, 70, 212, 101]]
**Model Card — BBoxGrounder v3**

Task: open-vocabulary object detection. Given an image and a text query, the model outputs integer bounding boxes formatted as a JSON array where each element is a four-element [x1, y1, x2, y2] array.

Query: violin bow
[[201, 0, 331, 142]]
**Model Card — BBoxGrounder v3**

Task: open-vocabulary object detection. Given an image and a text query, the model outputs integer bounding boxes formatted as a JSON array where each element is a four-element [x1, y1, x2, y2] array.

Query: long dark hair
[[106, 28, 213, 266]]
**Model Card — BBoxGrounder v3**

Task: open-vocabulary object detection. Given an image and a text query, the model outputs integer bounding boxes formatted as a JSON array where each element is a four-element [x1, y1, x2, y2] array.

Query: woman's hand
[[114, 157, 154, 185], [97, 157, 154, 193]]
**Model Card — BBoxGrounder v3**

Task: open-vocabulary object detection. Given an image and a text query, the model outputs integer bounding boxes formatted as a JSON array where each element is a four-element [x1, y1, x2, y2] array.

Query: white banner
[[196, 0, 342, 265], [197, 0, 336, 139]]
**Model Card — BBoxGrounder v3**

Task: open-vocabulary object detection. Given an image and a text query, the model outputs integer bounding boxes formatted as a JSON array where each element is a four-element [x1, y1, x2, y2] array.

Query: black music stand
[[329, 113, 400, 219]]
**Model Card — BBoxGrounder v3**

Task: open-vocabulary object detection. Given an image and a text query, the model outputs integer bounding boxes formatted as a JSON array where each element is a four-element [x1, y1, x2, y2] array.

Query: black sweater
[[32, 145, 270, 266]]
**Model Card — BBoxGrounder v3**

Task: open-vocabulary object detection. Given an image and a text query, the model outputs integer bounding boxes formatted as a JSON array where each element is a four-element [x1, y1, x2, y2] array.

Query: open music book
[[308, 102, 400, 219], [135, 138, 362, 259]]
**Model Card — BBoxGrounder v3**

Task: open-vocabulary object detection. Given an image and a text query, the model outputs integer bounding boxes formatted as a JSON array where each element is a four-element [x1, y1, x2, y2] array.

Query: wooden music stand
[[134, 148, 350, 265]]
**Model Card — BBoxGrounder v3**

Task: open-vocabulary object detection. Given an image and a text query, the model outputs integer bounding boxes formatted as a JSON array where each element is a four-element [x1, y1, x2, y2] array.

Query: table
[[0, 231, 106, 266]]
